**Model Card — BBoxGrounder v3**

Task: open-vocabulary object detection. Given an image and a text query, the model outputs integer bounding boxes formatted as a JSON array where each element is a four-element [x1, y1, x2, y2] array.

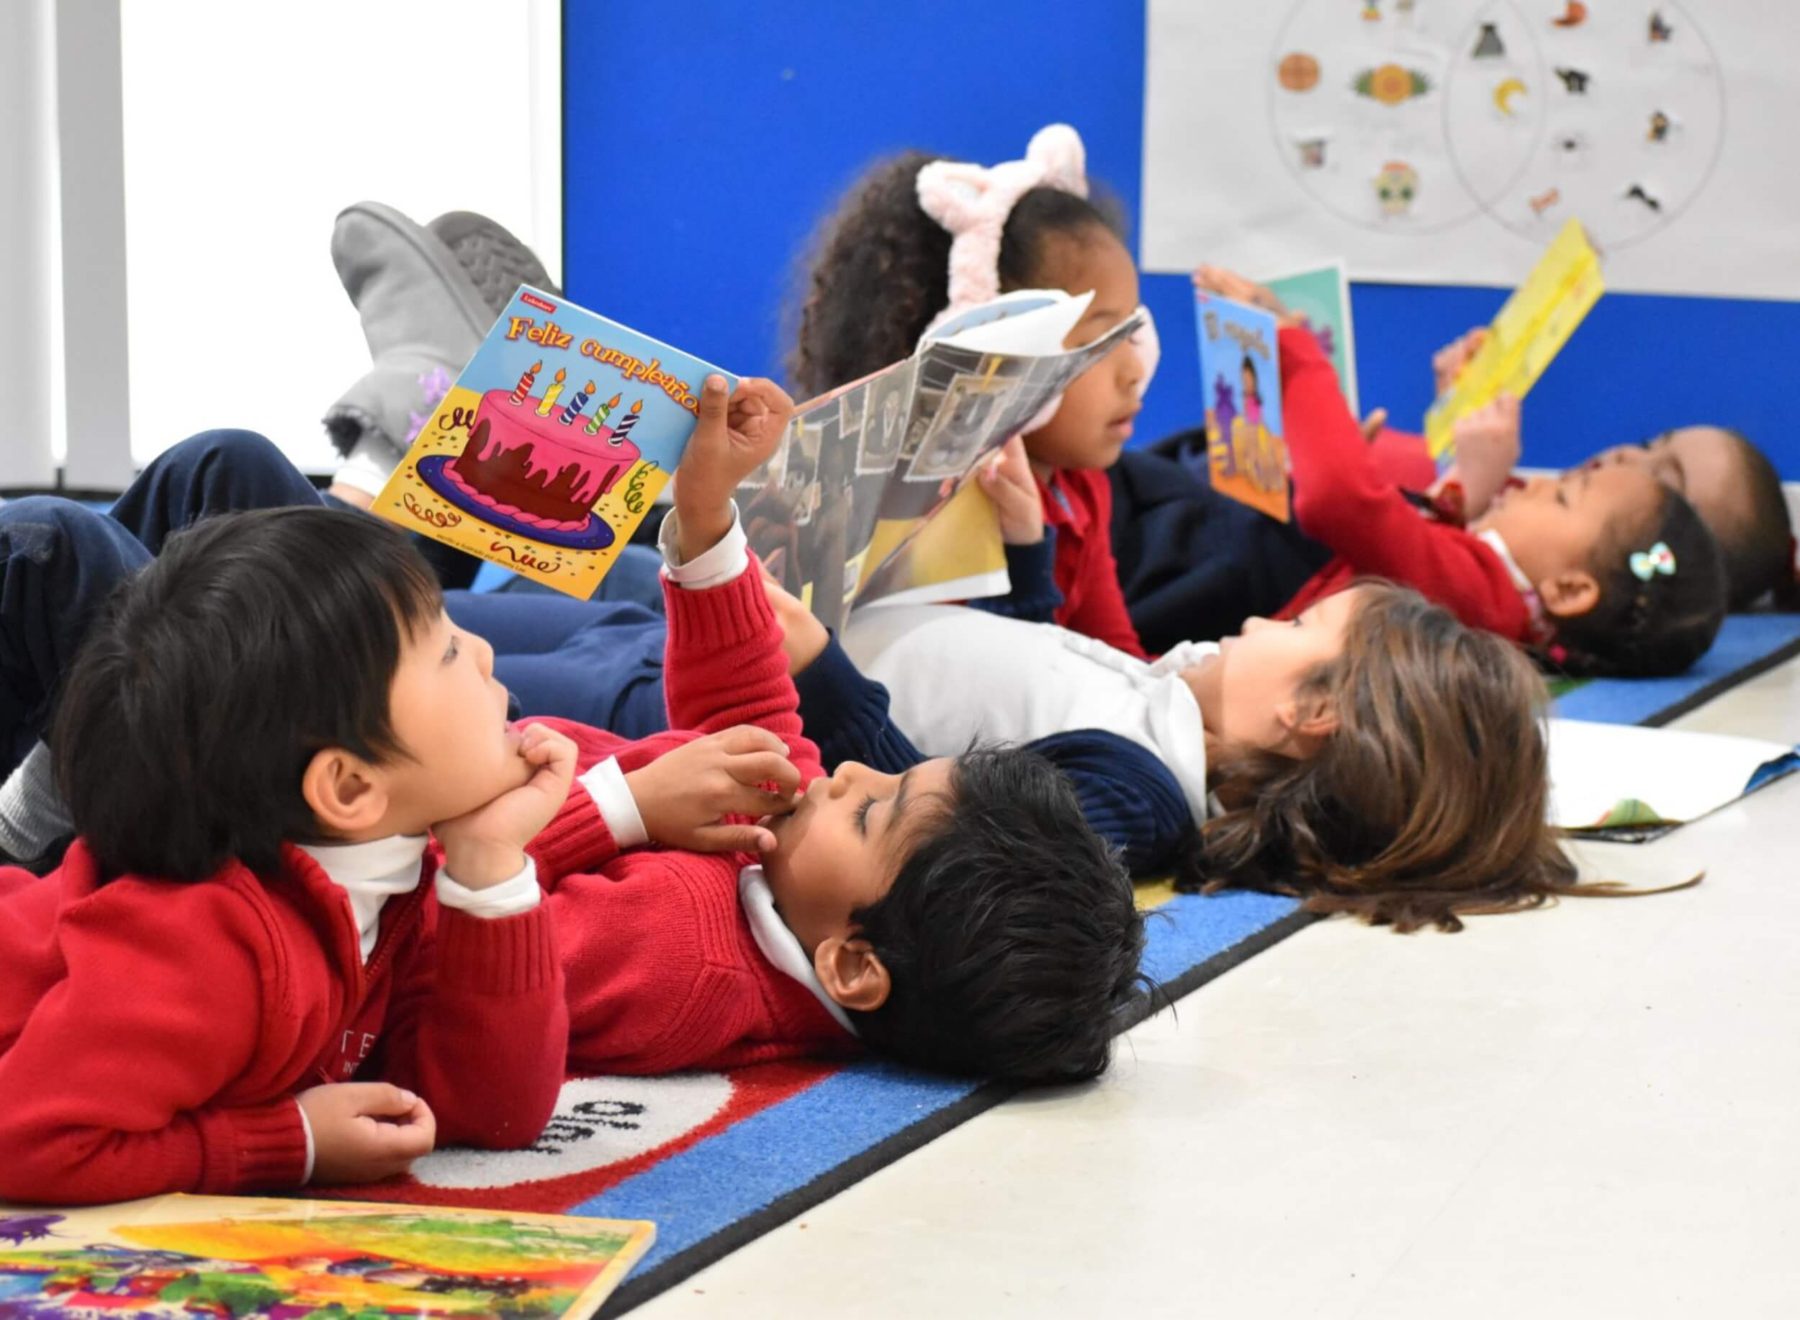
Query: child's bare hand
[[1432, 327, 1489, 396], [1442, 394, 1523, 519], [674, 376, 797, 563], [434, 723, 578, 887], [976, 435, 1045, 545], [1192, 265, 1302, 327], [625, 726, 802, 854], [760, 565, 831, 675], [1359, 407, 1389, 443], [298, 1082, 436, 1185]]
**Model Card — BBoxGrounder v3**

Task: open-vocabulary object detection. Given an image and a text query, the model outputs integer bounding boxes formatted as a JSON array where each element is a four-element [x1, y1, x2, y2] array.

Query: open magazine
[[741, 290, 1146, 628]]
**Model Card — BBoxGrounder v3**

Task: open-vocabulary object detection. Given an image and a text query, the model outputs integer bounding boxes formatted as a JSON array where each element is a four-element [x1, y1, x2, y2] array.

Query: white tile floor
[[639, 657, 1800, 1319]]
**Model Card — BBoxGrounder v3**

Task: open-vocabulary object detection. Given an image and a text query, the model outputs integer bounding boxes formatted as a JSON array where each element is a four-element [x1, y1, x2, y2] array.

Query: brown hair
[[1179, 582, 1673, 932]]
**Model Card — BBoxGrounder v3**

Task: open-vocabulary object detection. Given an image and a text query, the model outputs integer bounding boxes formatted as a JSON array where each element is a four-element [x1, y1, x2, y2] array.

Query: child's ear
[[1275, 691, 1340, 748], [1538, 569, 1602, 618], [301, 748, 390, 838], [814, 935, 891, 1013]]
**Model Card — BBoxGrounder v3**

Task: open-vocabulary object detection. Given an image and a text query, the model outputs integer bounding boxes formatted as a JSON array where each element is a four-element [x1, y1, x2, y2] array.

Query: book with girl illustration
[[741, 288, 1145, 627], [0, 1195, 654, 1318], [373, 284, 1140, 611], [1195, 290, 1291, 522]]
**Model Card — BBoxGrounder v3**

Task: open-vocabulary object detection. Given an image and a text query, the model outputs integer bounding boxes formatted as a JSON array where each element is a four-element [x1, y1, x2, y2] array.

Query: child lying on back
[[524, 377, 1144, 1085]]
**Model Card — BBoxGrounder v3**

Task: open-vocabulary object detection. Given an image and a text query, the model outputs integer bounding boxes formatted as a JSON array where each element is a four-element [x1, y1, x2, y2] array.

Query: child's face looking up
[[1471, 463, 1663, 613], [370, 611, 534, 837], [760, 757, 955, 954], [1583, 426, 1744, 544], [1016, 227, 1145, 473], [1185, 587, 1364, 759]]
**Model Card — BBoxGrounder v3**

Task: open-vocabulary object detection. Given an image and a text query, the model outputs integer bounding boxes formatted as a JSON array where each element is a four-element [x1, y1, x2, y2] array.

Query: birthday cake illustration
[[429, 364, 643, 535]]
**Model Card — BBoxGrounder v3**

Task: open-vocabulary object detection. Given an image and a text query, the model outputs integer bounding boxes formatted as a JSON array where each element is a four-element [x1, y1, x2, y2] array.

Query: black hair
[[846, 747, 1146, 1084], [1549, 484, 1727, 677], [53, 506, 443, 881], [1718, 429, 1796, 610], [787, 151, 1127, 399]]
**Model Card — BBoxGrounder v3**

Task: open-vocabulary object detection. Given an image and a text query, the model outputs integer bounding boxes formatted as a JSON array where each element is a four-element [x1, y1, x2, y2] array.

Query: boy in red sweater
[[527, 376, 1145, 1083], [0, 506, 579, 1205]]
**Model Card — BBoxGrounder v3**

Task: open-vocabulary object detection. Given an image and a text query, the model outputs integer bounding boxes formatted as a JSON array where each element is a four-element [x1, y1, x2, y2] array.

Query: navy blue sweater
[[793, 635, 1193, 877]]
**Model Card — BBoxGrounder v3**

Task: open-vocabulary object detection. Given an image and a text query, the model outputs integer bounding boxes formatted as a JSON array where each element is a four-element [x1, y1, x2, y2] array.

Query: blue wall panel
[[563, 1, 1798, 476]]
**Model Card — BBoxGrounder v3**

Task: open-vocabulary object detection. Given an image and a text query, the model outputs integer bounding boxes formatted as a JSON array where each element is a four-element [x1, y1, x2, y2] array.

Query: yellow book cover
[[371, 285, 731, 598], [1425, 217, 1604, 462], [0, 1194, 654, 1317]]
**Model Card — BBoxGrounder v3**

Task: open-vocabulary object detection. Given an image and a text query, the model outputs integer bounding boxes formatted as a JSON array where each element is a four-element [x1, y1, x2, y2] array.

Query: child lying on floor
[[1113, 268, 1729, 677], [0, 506, 577, 1204], [521, 377, 1144, 1087], [829, 585, 1594, 934]]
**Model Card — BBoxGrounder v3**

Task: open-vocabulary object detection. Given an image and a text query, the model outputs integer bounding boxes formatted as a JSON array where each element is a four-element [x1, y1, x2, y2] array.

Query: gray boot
[[428, 210, 560, 313], [320, 201, 493, 473]]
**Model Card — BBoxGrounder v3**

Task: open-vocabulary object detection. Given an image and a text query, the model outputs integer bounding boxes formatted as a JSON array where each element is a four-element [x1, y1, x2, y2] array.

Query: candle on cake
[[609, 399, 644, 445], [583, 392, 624, 435], [509, 360, 542, 405], [559, 380, 597, 426], [535, 367, 568, 417]]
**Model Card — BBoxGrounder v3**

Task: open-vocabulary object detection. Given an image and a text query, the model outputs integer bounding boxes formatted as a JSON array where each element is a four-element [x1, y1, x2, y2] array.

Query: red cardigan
[[525, 564, 856, 1078], [1038, 465, 1149, 658], [0, 836, 566, 1204], [1274, 328, 1533, 644]]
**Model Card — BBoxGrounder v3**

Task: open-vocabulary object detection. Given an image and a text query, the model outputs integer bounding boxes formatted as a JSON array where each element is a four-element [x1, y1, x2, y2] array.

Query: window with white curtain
[[120, 0, 560, 473]]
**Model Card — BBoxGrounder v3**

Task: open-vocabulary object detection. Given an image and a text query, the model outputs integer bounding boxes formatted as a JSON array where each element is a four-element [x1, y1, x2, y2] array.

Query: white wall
[[120, 0, 561, 473]]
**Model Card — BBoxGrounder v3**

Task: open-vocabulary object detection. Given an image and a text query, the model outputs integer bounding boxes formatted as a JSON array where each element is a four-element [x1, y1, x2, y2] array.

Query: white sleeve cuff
[[331, 434, 396, 499], [658, 501, 749, 588], [579, 755, 650, 849], [435, 857, 542, 918], [297, 1098, 316, 1184]]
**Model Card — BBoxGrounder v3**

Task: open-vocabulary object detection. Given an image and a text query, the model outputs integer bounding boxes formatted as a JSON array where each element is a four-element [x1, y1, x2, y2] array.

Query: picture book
[[1195, 291, 1290, 522], [741, 289, 1146, 627], [1547, 719, 1800, 840], [0, 1194, 654, 1318], [371, 286, 732, 598], [1424, 217, 1604, 463], [1264, 260, 1358, 416]]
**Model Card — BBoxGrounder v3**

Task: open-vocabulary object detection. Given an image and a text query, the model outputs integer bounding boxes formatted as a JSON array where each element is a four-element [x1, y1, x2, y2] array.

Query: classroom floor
[[638, 655, 1800, 1318]]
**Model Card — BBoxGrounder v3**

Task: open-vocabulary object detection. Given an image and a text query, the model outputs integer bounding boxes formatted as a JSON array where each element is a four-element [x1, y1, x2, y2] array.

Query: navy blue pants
[[0, 430, 672, 777]]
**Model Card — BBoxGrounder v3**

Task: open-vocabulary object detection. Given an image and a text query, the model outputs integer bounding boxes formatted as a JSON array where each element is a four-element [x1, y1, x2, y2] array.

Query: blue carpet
[[1551, 614, 1800, 727]]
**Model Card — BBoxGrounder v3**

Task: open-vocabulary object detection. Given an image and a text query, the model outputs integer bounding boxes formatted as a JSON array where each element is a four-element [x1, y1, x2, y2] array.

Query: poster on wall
[[1142, 0, 1799, 299]]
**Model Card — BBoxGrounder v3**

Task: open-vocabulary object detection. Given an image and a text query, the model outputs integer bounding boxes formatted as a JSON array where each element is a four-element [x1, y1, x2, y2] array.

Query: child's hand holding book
[[673, 375, 797, 562]]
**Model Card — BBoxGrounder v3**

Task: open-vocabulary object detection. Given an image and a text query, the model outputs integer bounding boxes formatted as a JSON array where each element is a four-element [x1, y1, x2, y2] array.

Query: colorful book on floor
[[371, 285, 733, 598], [741, 289, 1145, 626], [1547, 718, 1800, 837], [0, 1194, 654, 1318], [1424, 217, 1604, 463], [1264, 260, 1358, 416], [1194, 291, 1290, 522]]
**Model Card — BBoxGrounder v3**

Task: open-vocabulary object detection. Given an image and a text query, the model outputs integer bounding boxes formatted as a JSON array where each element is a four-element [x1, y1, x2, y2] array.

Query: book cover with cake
[[1424, 217, 1603, 464], [371, 286, 733, 597], [742, 289, 1146, 627], [0, 1194, 654, 1318], [1195, 291, 1290, 523]]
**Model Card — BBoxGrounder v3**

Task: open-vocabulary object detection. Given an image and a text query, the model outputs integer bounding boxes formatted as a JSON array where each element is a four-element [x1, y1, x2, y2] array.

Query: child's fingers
[[712, 725, 789, 757], [693, 823, 780, 854], [1359, 408, 1389, 442], [726, 750, 802, 796], [339, 1083, 423, 1120], [366, 1113, 437, 1164]]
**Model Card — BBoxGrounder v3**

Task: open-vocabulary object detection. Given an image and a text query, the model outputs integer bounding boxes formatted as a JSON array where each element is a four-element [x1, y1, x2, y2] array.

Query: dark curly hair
[[1549, 484, 1727, 677], [786, 150, 1126, 399]]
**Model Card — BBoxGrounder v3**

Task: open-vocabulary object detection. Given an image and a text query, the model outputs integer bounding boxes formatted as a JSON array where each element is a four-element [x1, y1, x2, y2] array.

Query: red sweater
[[1273, 328, 1533, 644], [524, 562, 858, 1077], [1037, 465, 1149, 658], [0, 838, 566, 1205]]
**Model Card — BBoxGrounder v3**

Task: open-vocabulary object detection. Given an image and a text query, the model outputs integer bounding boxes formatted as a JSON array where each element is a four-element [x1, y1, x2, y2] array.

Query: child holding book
[[789, 125, 1155, 657], [518, 376, 1146, 1083], [1112, 269, 1729, 677]]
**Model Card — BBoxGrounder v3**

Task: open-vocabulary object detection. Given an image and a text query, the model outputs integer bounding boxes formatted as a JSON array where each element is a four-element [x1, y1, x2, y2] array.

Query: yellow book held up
[[1424, 217, 1604, 462]]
